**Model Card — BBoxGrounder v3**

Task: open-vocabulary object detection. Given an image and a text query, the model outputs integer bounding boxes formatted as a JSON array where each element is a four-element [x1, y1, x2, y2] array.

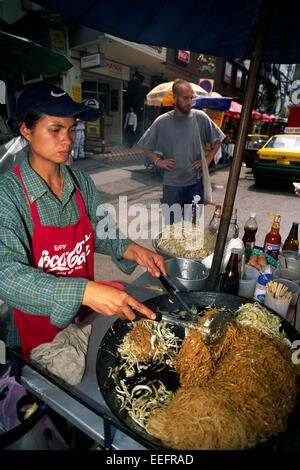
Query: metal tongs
[[136, 272, 233, 346]]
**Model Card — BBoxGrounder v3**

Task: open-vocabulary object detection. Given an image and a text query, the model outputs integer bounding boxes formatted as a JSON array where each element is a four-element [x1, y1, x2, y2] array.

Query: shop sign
[[49, 28, 67, 56], [101, 60, 130, 81], [197, 54, 216, 73], [291, 80, 300, 105], [177, 50, 190, 64], [81, 53, 105, 69], [86, 120, 100, 137], [205, 109, 224, 129], [235, 69, 243, 89], [224, 61, 232, 84], [72, 85, 82, 103]]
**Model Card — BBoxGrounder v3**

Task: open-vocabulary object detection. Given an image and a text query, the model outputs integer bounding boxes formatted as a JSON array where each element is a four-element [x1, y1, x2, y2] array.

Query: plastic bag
[[0, 136, 28, 175], [193, 111, 213, 205], [0, 376, 70, 450], [0, 377, 27, 431], [202, 238, 244, 272]]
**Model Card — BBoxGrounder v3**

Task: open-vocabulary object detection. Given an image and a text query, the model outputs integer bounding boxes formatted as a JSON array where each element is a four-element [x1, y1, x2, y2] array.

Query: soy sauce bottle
[[219, 248, 240, 295], [282, 222, 299, 252]]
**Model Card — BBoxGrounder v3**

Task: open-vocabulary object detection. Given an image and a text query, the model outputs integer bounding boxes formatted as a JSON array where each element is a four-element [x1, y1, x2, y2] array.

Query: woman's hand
[[123, 244, 167, 277], [82, 281, 156, 321]]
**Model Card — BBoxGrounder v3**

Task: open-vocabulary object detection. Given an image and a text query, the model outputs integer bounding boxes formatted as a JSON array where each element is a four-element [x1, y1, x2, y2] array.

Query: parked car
[[252, 134, 300, 186], [243, 134, 269, 167]]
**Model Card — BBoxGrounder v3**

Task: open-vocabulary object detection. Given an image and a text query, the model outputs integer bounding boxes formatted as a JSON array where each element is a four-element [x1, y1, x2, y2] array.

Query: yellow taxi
[[252, 134, 300, 186]]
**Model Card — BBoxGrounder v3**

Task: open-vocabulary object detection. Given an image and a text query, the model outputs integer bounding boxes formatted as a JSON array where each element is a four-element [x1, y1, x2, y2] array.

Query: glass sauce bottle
[[282, 222, 299, 252], [219, 248, 240, 295], [263, 215, 281, 260]]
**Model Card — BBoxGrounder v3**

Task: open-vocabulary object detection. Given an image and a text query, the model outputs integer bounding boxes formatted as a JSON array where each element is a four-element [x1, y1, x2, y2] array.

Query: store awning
[[0, 30, 73, 75]]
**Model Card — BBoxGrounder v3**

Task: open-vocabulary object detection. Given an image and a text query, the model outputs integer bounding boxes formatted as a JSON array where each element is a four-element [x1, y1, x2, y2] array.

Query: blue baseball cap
[[11, 81, 99, 122]]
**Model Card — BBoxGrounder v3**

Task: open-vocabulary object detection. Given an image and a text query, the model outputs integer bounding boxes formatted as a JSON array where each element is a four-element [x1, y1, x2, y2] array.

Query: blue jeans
[[161, 179, 203, 225]]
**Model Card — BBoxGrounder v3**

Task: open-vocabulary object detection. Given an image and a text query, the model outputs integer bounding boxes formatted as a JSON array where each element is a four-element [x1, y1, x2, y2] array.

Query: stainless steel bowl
[[152, 231, 205, 261], [164, 257, 209, 291]]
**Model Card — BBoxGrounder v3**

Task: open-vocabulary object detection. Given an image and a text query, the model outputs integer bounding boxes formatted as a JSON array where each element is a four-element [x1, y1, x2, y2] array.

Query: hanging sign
[[177, 50, 190, 64], [81, 53, 105, 69]]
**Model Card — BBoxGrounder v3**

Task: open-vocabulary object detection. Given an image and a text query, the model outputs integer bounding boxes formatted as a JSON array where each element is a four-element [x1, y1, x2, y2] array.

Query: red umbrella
[[225, 102, 263, 121], [251, 109, 263, 120], [261, 113, 272, 122], [224, 101, 242, 119]]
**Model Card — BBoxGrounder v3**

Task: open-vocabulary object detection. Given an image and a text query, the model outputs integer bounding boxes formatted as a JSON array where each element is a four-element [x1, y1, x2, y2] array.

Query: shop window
[[82, 79, 110, 114], [81, 81, 97, 91]]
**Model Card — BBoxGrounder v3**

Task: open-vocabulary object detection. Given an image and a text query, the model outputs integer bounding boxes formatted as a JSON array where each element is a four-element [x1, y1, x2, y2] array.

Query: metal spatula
[[137, 272, 233, 345]]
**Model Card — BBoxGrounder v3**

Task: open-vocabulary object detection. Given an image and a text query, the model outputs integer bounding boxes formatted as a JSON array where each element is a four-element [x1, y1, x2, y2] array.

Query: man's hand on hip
[[157, 158, 175, 171]]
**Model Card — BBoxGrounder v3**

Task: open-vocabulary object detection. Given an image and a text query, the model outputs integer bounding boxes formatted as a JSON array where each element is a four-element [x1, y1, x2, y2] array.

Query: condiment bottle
[[227, 208, 239, 240], [263, 215, 281, 260], [253, 274, 273, 303], [242, 213, 258, 249], [208, 204, 222, 235], [282, 222, 299, 252], [219, 248, 240, 295]]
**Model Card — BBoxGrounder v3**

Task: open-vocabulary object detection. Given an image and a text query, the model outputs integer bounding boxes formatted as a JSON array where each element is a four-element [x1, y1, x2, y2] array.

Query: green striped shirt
[[0, 156, 136, 347]]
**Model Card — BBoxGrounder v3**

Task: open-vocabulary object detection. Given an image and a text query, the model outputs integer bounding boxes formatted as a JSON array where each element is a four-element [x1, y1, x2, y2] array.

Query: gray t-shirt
[[137, 109, 225, 186]]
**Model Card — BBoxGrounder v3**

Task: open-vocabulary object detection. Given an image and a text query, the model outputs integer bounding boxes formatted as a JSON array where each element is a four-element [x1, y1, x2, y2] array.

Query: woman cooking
[[0, 81, 166, 360]]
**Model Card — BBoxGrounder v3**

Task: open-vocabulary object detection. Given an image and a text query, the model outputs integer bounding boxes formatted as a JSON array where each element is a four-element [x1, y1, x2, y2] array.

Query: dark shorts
[[161, 180, 203, 224]]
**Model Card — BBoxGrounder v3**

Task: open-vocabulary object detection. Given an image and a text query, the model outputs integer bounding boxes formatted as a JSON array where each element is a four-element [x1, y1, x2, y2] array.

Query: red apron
[[12, 166, 124, 360]]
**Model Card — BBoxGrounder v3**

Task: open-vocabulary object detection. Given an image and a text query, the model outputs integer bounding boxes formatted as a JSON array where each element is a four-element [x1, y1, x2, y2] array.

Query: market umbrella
[[0, 30, 73, 75], [145, 81, 207, 107], [251, 109, 263, 120], [224, 102, 263, 121], [33, 0, 300, 289], [261, 113, 272, 123], [224, 101, 242, 119], [192, 95, 232, 112]]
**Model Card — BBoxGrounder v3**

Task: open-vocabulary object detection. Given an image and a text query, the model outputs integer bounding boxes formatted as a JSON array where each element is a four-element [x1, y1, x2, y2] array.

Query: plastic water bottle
[[242, 213, 258, 249]]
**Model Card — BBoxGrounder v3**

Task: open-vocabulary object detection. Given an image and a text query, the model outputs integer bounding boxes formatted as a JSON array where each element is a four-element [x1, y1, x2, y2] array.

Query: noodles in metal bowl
[[152, 221, 216, 261]]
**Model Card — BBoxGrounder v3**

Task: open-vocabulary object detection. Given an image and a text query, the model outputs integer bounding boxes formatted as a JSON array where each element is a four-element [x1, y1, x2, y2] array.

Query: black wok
[[96, 291, 300, 450]]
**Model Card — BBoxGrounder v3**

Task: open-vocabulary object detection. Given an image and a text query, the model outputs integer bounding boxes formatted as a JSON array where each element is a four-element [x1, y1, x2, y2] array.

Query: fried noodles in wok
[[150, 318, 299, 448], [112, 306, 299, 449], [147, 386, 258, 450]]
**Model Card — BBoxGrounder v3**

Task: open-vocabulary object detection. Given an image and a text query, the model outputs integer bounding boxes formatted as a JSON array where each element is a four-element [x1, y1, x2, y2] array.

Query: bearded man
[[138, 79, 225, 224]]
